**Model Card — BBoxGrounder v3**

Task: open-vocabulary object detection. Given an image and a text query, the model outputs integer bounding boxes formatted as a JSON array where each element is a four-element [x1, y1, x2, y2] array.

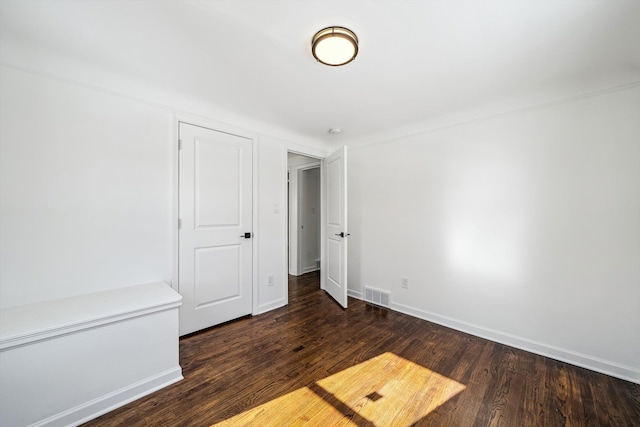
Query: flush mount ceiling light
[[312, 26, 358, 66]]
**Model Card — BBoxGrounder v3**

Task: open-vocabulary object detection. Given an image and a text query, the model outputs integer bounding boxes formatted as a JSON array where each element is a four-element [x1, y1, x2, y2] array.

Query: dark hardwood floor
[[86, 272, 640, 426]]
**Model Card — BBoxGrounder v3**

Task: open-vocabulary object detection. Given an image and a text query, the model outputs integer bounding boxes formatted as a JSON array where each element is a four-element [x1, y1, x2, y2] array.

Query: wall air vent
[[364, 287, 390, 308]]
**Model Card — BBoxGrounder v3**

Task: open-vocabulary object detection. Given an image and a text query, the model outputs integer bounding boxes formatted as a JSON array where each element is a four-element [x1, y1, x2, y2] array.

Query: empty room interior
[[0, 1, 639, 426]]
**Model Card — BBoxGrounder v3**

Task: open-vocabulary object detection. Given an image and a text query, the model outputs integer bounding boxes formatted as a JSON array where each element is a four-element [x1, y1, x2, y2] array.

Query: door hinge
[[178, 219, 182, 229], [178, 139, 182, 150]]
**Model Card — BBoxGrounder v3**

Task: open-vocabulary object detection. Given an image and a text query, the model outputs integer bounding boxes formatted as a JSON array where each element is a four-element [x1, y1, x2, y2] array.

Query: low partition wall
[[0, 282, 183, 427]]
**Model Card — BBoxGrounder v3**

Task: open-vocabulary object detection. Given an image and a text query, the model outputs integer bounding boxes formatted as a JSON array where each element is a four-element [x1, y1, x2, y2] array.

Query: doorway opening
[[288, 152, 321, 293]]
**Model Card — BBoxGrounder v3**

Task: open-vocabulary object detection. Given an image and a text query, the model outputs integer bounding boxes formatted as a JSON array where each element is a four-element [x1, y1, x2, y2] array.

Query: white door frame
[[172, 114, 260, 316], [283, 146, 328, 306], [297, 165, 321, 275], [288, 159, 321, 276]]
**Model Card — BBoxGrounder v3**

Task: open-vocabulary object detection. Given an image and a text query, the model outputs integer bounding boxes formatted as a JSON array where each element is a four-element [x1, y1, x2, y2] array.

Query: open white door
[[322, 146, 348, 308], [178, 122, 253, 336]]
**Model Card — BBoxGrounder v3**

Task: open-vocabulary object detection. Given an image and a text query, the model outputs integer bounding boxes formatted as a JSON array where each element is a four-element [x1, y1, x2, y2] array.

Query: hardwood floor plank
[[84, 272, 640, 426]]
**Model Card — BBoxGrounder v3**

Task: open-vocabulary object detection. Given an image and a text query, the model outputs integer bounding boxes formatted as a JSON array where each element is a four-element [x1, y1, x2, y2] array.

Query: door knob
[[334, 232, 350, 238], [240, 232, 252, 238]]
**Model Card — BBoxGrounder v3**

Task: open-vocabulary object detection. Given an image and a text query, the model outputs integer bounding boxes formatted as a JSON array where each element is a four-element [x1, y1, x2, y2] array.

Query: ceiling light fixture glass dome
[[312, 26, 358, 66]]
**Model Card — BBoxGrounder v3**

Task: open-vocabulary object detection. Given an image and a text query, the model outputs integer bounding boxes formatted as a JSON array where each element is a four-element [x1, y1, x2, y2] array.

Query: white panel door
[[178, 122, 252, 335], [323, 146, 348, 307]]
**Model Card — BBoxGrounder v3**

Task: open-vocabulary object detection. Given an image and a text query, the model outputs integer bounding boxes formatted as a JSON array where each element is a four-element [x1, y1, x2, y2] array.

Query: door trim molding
[[172, 113, 259, 315], [283, 147, 328, 307], [296, 165, 320, 276], [289, 161, 320, 276]]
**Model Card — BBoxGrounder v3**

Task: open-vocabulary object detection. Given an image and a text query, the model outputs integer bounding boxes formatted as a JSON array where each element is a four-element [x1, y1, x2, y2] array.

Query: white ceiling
[[1, 0, 639, 147]]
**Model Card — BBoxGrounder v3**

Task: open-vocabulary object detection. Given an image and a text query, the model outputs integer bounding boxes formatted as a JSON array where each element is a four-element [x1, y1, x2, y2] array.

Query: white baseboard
[[348, 289, 363, 299], [348, 289, 639, 384], [257, 298, 286, 315], [390, 301, 639, 384], [35, 367, 183, 427]]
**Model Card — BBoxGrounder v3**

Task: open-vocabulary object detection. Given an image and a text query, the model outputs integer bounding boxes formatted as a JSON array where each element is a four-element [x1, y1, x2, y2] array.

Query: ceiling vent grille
[[364, 287, 390, 308]]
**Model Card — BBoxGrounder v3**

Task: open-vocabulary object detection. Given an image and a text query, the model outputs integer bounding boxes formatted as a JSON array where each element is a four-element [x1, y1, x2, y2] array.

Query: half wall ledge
[[0, 282, 183, 427]]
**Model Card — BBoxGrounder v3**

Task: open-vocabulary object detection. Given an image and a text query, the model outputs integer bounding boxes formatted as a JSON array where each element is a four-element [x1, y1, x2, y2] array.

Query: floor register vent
[[364, 287, 390, 308]]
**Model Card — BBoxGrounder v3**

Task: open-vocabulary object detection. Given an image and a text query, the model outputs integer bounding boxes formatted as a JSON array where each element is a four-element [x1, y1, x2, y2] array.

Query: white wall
[[0, 64, 328, 315], [0, 65, 173, 308], [348, 85, 640, 382], [257, 136, 288, 313]]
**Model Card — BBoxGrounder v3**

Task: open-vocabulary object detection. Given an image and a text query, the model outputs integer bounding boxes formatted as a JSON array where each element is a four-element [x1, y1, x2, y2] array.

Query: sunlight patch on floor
[[213, 352, 466, 426]]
